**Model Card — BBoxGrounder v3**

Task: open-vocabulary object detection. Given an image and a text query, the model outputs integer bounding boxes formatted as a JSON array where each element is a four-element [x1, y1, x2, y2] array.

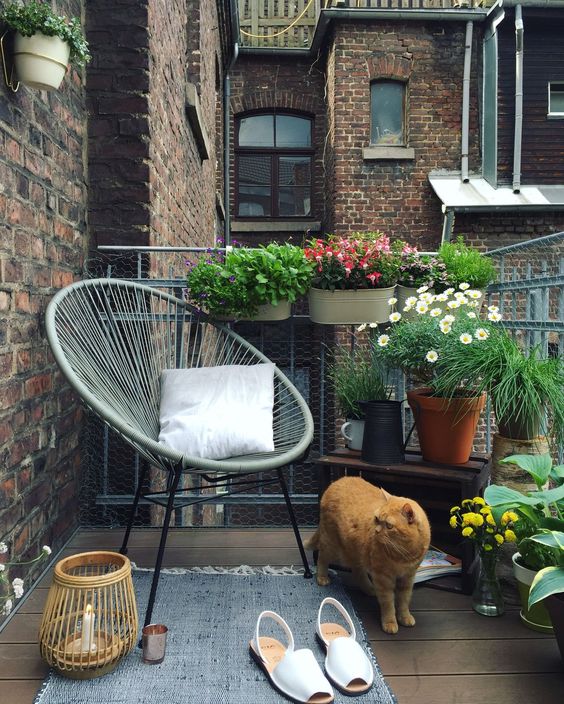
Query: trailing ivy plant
[[1, 1, 91, 66]]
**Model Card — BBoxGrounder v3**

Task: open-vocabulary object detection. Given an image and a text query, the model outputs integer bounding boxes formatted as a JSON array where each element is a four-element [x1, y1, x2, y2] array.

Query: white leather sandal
[[316, 597, 374, 696], [249, 610, 334, 704]]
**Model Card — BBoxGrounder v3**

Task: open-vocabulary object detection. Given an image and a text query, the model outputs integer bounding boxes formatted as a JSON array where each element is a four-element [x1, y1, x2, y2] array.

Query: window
[[235, 113, 313, 217], [370, 80, 406, 146], [548, 83, 564, 117]]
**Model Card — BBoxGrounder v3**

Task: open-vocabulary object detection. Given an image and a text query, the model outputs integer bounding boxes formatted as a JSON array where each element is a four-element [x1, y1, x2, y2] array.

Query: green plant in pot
[[484, 453, 564, 632], [327, 341, 391, 453], [186, 242, 314, 320], [437, 236, 497, 294], [1, 1, 90, 91]]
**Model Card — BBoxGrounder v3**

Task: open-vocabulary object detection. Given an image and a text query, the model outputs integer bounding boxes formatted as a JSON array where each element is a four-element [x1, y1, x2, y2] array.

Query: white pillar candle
[[81, 604, 96, 653]]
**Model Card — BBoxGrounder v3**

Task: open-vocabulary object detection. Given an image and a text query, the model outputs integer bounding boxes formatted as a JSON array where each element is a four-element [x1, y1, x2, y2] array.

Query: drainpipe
[[512, 5, 524, 193], [461, 21, 473, 183], [441, 207, 455, 244], [223, 23, 239, 246]]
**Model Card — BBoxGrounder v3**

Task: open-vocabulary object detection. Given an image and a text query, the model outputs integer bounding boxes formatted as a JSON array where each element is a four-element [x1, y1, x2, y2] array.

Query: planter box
[[308, 286, 394, 325]]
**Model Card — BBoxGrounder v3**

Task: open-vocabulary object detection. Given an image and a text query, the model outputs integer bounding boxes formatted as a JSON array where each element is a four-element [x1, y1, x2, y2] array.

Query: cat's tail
[[304, 529, 319, 551]]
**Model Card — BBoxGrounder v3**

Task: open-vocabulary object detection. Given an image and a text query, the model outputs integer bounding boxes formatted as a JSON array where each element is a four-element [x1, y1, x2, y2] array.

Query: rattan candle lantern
[[39, 551, 138, 679]]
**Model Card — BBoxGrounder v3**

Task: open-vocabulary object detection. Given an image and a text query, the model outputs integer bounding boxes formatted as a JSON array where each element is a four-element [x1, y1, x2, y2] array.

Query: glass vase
[[472, 549, 505, 617]]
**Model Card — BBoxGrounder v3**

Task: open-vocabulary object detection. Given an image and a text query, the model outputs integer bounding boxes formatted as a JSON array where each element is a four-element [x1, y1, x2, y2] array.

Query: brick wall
[[0, 1, 88, 618], [329, 20, 482, 249]]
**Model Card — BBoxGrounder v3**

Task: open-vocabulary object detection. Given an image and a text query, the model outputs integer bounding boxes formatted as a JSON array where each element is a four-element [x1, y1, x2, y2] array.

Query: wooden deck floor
[[1, 528, 563, 704]]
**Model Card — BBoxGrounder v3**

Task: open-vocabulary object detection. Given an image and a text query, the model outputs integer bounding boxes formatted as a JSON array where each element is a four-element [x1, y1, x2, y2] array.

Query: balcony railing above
[[237, 0, 491, 51]]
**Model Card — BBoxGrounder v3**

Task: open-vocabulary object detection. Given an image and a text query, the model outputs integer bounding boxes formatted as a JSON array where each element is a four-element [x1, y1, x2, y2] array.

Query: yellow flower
[[461, 499, 473, 506], [461, 512, 473, 526], [479, 506, 491, 515], [486, 527, 494, 534], [504, 529, 517, 542], [450, 506, 461, 514], [449, 516, 458, 528], [462, 527, 474, 538], [483, 544, 493, 551], [473, 514, 484, 527], [473, 497, 485, 506], [501, 512, 512, 526], [495, 534, 504, 545], [486, 513, 496, 526], [508, 511, 519, 523]]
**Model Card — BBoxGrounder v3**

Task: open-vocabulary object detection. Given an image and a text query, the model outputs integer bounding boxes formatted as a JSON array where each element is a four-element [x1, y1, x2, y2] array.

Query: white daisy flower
[[467, 312, 477, 319], [417, 285, 429, 294], [459, 283, 470, 291], [403, 304, 413, 313], [12, 578, 24, 600], [488, 305, 499, 313], [459, 333, 473, 345], [357, 323, 367, 332], [42, 545, 52, 555], [389, 312, 402, 323], [468, 290, 482, 299], [0, 542, 7, 554], [0, 564, 5, 572], [440, 324, 452, 334], [435, 293, 448, 302], [445, 288, 455, 296], [426, 350, 439, 363], [415, 302, 429, 314], [430, 308, 442, 317], [406, 296, 418, 306], [488, 311, 502, 322], [454, 291, 466, 299], [475, 328, 490, 341], [369, 322, 378, 328], [447, 300, 460, 309], [442, 314, 456, 323], [388, 297, 398, 305], [455, 295, 468, 305], [3, 599, 13, 616], [377, 334, 390, 347], [467, 301, 479, 308]]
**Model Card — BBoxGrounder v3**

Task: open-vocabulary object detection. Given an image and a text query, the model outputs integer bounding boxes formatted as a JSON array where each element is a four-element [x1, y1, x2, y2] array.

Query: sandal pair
[[249, 597, 374, 704]]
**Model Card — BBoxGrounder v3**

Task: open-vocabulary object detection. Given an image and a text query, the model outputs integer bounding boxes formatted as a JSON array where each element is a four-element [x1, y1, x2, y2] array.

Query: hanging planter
[[406, 388, 486, 465], [13, 32, 69, 90], [308, 286, 395, 325], [214, 300, 292, 322]]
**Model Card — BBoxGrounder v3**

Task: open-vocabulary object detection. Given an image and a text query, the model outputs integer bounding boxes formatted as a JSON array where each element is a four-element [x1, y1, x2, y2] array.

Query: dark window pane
[[550, 84, 564, 113], [279, 187, 311, 216], [238, 155, 271, 185], [238, 115, 274, 147], [238, 186, 271, 216], [279, 157, 311, 186], [370, 81, 405, 145], [275, 115, 311, 147]]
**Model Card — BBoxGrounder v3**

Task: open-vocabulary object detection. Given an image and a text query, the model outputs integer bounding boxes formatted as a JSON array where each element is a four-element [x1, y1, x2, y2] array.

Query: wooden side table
[[313, 448, 491, 594]]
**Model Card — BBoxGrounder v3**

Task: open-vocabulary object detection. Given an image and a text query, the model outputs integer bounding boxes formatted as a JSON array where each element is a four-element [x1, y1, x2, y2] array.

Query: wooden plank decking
[[1, 528, 562, 704]]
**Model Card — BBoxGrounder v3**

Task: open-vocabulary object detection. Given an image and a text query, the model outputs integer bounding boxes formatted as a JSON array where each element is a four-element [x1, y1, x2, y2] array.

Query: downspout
[[223, 43, 239, 246], [512, 5, 524, 193], [461, 21, 473, 183]]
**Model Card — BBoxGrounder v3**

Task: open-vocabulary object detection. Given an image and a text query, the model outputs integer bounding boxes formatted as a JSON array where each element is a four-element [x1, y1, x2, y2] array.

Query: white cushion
[[158, 364, 275, 460]]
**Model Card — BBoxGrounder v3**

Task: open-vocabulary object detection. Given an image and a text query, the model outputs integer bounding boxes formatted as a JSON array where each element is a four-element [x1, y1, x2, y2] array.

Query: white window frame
[[548, 82, 564, 118]]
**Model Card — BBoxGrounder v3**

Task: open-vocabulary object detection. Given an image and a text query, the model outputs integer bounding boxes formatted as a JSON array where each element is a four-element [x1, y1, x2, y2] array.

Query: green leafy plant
[[1, 1, 91, 65], [304, 233, 399, 290], [186, 243, 314, 318], [392, 241, 449, 289], [527, 531, 564, 609], [484, 454, 564, 572], [438, 236, 497, 290], [327, 341, 391, 420]]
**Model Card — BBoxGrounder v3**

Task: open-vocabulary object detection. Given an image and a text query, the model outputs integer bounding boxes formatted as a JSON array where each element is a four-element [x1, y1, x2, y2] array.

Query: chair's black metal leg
[[142, 463, 183, 635], [277, 468, 312, 579], [120, 461, 150, 556]]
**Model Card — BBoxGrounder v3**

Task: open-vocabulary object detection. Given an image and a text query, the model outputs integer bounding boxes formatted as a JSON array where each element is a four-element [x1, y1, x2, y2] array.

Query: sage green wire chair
[[46, 278, 314, 628]]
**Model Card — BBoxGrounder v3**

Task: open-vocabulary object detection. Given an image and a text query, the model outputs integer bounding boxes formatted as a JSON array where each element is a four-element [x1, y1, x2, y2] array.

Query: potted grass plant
[[186, 242, 314, 321], [437, 236, 497, 302], [304, 233, 399, 324], [484, 453, 564, 632], [1, 1, 90, 90]]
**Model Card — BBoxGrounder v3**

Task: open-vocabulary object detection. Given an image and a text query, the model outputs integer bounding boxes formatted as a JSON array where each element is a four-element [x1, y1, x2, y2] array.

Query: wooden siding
[[497, 9, 564, 186], [0, 528, 563, 703]]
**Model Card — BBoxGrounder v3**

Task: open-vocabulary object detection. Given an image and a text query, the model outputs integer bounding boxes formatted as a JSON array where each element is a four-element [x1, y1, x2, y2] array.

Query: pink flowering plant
[[392, 241, 449, 289], [0, 541, 52, 617], [304, 233, 399, 290]]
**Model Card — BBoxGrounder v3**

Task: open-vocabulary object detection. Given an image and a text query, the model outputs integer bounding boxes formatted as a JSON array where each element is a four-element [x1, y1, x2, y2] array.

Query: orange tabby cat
[[307, 476, 430, 634]]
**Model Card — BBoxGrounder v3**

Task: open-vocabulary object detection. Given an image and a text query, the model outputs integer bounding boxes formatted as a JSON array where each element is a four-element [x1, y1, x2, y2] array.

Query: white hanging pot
[[14, 32, 70, 90]]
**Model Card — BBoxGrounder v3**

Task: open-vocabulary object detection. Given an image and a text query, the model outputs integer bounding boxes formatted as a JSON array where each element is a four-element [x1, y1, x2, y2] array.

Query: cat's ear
[[373, 514, 383, 533], [381, 489, 392, 502], [402, 503, 415, 524]]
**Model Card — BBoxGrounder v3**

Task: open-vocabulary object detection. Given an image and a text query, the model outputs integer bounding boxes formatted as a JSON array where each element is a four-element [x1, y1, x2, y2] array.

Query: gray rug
[[34, 568, 396, 704]]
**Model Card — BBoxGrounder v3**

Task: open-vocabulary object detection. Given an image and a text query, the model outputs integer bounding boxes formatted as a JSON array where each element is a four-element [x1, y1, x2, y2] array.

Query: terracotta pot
[[406, 387, 486, 465], [545, 593, 564, 663], [512, 552, 554, 633]]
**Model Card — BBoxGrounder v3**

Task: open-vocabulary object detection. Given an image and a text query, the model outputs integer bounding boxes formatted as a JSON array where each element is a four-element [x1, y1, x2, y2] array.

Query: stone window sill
[[185, 83, 211, 161], [231, 220, 321, 233], [363, 146, 415, 161]]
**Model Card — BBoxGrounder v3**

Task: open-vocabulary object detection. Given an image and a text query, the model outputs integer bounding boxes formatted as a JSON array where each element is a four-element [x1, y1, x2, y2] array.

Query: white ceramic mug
[[340, 419, 365, 451]]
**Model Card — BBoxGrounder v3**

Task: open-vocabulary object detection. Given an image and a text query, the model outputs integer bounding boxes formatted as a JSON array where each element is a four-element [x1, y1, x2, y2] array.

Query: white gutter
[[502, 0, 564, 6], [461, 21, 473, 183], [512, 5, 524, 193]]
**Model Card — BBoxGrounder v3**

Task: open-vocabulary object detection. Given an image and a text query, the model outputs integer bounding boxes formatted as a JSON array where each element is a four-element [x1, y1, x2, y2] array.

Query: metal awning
[[429, 175, 564, 212]]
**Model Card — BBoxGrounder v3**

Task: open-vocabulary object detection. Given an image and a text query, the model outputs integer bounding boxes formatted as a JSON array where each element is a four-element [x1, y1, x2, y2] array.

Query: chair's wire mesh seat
[[46, 278, 314, 626]]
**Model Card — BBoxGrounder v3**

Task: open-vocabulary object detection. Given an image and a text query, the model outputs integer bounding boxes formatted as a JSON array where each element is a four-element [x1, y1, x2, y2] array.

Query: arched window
[[235, 112, 313, 217], [370, 80, 406, 146]]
